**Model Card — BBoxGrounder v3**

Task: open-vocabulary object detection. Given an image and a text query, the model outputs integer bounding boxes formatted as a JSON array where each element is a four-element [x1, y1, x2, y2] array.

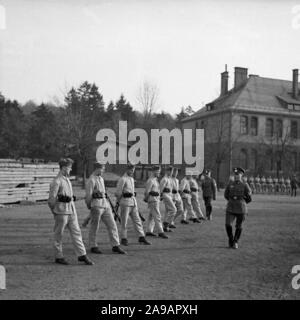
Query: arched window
[[250, 117, 258, 136], [265, 118, 274, 137], [239, 149, 248, 169], [250, 149, 258, 170], [240, 116, 248, 135], [276, 119, 283, 138]]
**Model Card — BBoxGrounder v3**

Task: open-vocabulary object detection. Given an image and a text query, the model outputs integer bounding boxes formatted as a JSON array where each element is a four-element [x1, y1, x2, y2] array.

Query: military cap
[[172, 167, 179, 172], [58, 158, 74, 168], [166, 166, 173, 171], [127, 163, 135, 169], [233, 167, 245, 174], [151, 165, 161, 171], [94, 162, 105, 169]]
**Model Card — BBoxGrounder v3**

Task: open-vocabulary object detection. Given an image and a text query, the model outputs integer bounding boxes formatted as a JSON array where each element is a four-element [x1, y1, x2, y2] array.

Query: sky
[[0, 0, 300, 115]]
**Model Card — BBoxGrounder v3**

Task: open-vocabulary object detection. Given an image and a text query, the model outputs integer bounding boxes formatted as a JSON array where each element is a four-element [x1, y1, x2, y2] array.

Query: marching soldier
[[48, 158, 94, 265], [170, 167, 185, 226], [224, 167, 252, 249], [200, 169, 217, 221], [144, 165, 168, 239], [279, 176, 286, 194], [115, 164, 151, 246], [85, 163, 126, 255], [190, 175, 205, 221], [273, 176, 279, 194], [179, 172, 199, 223], [160, 166, 178, 231]]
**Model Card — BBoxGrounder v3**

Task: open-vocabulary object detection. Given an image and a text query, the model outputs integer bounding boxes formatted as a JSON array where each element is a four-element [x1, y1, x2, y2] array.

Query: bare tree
[[136, 81, 159, 119]]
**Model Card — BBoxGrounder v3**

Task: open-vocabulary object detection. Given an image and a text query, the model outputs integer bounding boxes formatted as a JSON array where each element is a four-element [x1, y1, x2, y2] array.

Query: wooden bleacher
[[0, 159, 60, 204]]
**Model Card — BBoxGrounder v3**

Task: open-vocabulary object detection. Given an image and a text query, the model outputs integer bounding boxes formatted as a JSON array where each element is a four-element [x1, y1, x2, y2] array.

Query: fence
[[0, 160, 59, 204]]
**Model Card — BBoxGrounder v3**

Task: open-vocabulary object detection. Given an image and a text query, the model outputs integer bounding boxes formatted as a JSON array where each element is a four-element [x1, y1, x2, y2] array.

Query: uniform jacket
[[180, 178, 192, 200], [224, 180, 252, 214], [144, 176, 160, 203], [189, 178, 200, 198], [115, 173, 137, 207], [48, 172, 75, 215], [201, 176, 217, 199], [171, 177, 181, 202], [85, 174, 109, 209], [159, 175, 173, 200]]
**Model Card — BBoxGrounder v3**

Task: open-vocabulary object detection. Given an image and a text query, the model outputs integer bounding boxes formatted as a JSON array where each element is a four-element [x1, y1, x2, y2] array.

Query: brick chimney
[[234, 67, 248, 89], [292, 69, 299, 99], [221, 64, 229, 96]]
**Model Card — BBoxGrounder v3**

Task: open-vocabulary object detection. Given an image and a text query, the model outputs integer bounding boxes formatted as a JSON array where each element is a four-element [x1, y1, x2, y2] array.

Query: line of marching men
[[47, 158, 217, 265], [243, 175, 299, 196]]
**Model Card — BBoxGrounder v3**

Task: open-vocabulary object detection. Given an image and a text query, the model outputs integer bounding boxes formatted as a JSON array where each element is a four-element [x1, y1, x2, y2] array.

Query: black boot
[[225, 225, 234, 248], [233, 228, 242, 243]]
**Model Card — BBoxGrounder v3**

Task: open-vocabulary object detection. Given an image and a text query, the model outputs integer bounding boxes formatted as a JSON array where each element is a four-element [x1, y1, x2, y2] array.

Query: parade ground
[[0, 189, 299, 300]]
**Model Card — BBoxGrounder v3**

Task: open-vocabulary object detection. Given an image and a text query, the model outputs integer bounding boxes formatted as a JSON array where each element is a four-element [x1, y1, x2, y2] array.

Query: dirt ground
[[0, 188, 300, 300]]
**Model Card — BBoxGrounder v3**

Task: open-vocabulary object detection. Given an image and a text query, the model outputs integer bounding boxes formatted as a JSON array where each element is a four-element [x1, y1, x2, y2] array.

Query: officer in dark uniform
[[224, 167, 252, 249], [200, 169, 217, 220]]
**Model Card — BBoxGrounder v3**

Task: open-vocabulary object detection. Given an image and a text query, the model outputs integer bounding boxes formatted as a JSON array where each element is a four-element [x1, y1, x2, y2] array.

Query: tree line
[[0, 81, 195, 171]]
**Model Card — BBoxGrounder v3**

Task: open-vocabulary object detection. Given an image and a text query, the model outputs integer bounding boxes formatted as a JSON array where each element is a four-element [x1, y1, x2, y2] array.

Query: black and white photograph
[[0, 0, 300, 304]]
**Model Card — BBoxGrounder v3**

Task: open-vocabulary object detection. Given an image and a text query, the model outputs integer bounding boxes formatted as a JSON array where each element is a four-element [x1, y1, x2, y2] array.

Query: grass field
[[0, 188, 300, 300]]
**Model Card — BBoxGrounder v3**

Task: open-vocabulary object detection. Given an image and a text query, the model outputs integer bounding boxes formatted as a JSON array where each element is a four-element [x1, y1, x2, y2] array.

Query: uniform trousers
[[120, 205, 145, 239]]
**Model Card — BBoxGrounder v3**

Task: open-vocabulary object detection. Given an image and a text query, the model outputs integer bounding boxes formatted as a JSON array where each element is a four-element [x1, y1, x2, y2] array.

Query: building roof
[[182, 75, 300, 122]]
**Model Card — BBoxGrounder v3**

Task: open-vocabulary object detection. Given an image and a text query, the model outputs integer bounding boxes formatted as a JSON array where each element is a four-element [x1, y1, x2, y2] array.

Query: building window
[[250, 149, 258, 170], [291, 121, 298, 139], [275, 119, 283, 138], [240, 116, 248, 135], [250, 117, 258, 136], [265, 118, 274, 137], [239, 149, 248, 169]]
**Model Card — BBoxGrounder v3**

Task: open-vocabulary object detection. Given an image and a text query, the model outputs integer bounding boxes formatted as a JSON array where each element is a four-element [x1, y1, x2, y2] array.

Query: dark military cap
[[172, 167, 179, 172], [127, 163, 135, 169], [151, 165, 161, 171], [166, 166, 173, 171], [233, 167, 245, 174], [94, 162, 105, 169], [58, 158, 74, 168]]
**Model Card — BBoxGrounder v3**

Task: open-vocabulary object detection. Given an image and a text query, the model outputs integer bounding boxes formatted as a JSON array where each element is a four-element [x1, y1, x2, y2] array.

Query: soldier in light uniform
[[200, 169, 217, 221], [190, 175, 205, 221], [115, 164, 151, 246], [255, 175, 261, 194], [170, 167, 185, 226], [285, 177, 291, 195], [279, 176, 286, 194], [144, 165, 168, 239], [179, 173, 199, 223], [261, 176, 267, 194], [160, 166, 177, 231], [85, 163, 126, 255], [224, 167, 252, 249], [48, 158, 94, 265], [249, 175, 255, 194], [267, 176, 273, 194], [273, 177, 279, 194]]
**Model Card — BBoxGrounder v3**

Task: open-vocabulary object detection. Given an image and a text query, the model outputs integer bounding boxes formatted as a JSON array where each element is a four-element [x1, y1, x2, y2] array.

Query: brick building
[[182, 66, 300, 187]]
